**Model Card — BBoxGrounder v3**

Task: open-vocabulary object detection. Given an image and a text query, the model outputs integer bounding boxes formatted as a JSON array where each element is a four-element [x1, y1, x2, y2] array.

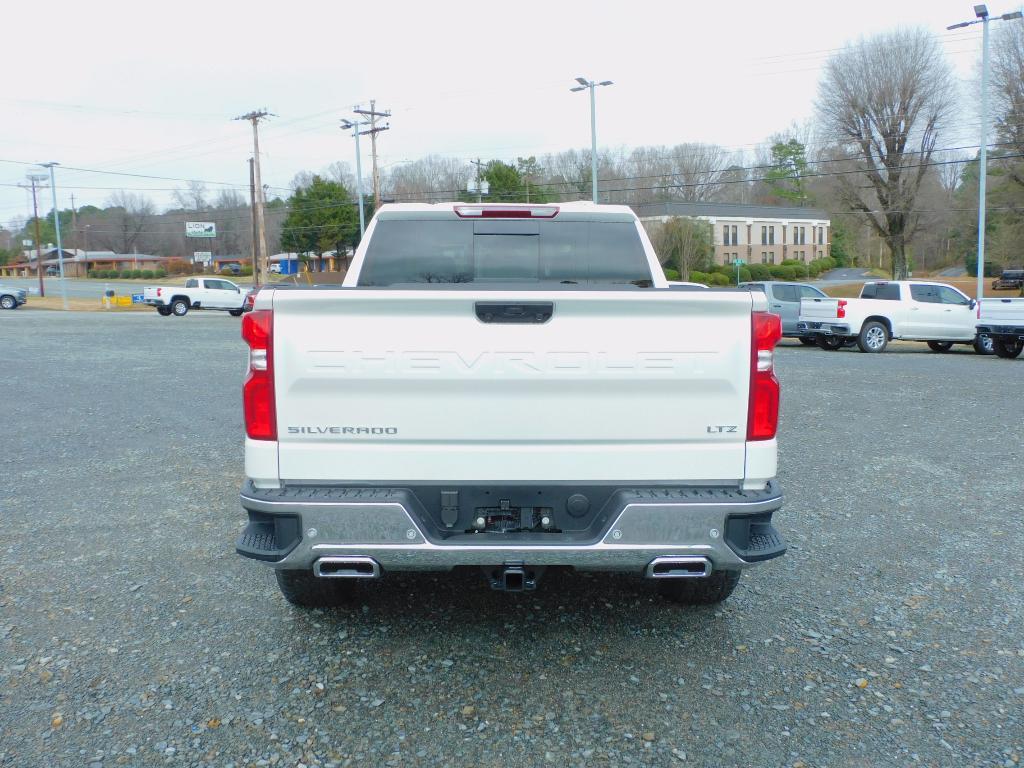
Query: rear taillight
[[242, 310, 276, 440], [837, 299, 847, 319], [157, 288, 162, 297], [748, 311, 782, 441], [453, 205, 559, 219]]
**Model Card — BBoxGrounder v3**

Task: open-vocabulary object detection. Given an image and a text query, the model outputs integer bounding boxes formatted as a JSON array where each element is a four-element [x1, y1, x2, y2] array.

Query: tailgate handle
[[475, 302, 553, 324]]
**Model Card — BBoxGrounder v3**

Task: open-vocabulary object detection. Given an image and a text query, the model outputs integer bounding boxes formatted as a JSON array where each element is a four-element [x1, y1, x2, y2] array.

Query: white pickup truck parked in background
[[236, 202, 787, 609], [797, 280, 992, 354], [977, 297, 1024, 359], [143, 277, 247, 317]]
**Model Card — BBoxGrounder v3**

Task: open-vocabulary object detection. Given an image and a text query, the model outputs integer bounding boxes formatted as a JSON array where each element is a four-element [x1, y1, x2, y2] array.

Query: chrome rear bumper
[[237, 482, 785, 574]]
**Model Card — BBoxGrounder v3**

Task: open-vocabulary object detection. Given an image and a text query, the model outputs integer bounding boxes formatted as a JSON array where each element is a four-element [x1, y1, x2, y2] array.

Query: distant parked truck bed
[[992, 269, 1024, 290], [143, 277, 246, 317], [977, 298, 1024, 359], [797, 280, 993, 354]]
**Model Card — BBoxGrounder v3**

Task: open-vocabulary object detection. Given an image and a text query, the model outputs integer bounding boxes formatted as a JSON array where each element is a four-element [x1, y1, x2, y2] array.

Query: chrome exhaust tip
[[644, 556, 712, 579], [313, 556, 381, 579]]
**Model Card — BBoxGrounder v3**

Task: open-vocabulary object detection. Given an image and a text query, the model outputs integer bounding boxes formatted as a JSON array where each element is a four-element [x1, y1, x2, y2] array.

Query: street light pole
[[340, 117, 370, 237], [947, 5, 1023, 304], [41, 162, 68, 310], [570, 77, 613, 204]]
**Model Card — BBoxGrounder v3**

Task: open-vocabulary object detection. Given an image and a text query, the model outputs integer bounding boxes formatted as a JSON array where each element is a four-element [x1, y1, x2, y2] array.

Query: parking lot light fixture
[[946, 5, 1023, 305], [570, 77, 613, 204]]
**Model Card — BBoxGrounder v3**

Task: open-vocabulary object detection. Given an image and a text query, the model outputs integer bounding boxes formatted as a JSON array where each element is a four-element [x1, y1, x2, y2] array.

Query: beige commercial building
[[634, 202, 831, 266]]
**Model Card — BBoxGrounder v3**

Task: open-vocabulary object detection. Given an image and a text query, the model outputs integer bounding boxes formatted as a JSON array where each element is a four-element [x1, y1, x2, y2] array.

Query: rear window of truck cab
[[860, 283, 900, 300], [357, 219, 653, 287]]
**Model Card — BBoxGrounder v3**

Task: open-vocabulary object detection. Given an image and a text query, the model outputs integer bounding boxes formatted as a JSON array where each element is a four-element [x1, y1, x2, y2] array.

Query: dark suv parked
[[992, 269, 1024, 290]]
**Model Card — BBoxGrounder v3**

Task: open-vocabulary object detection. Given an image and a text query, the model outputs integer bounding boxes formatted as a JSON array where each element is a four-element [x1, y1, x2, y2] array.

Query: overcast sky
[[0, 0, 1008, 226]]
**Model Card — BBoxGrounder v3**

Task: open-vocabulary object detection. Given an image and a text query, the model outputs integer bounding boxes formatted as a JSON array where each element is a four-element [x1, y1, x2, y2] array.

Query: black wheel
[[857, 321, 888, 353], [657, 570, 741, 606], [157, 306, 172, 316], [171, 299, 189, 317], [275, 569, 356, 608], [817, 336, 843, 350], [927, 341, 953, 353], [993, 337, 1024, 359], [973, 333, 994, 355], [798, 337, 817, 346], [0, 295, 16, 310], [229, 309, 244, 317]]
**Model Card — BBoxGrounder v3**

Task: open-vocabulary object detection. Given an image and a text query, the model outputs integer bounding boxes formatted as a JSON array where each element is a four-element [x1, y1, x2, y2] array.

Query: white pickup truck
[[977, 297, 1024, 359], [143, 277, 247, 317], [236, 202, 786, 608], [797, 280, 992, 354]]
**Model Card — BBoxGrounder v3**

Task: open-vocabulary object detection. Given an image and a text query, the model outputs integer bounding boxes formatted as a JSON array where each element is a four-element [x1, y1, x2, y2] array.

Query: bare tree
[[818, 28, 954, 279], [96, 191, 155, 254], [172, 181, 208, 211], [645, 217, 713, 280], [384, 156, 471, 202], [324, 160, 356, 191], [992, 21, 1024, 153]]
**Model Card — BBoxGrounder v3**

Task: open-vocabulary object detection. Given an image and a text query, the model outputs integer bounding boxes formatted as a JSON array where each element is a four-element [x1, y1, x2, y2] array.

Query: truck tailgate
[[799, 297, 840, 321], [979, 297, 1024, 325], [271, 289, 754, 483]]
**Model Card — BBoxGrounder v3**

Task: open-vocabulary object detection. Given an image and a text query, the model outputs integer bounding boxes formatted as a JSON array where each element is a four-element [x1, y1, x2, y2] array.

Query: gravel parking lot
[[1, 312, 1021, 768]]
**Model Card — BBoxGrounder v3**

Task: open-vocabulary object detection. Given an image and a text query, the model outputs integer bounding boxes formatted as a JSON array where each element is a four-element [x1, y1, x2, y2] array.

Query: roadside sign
[[733, 258, 746, 265], [185, 222, 216, 238], [22, 239, 33, 247], [131, 293, 144, 304], [193, 251, 213, 264]]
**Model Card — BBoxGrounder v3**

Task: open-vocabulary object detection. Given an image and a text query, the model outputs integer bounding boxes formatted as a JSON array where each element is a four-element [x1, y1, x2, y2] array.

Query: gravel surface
[[1, 312, 1021, 768]]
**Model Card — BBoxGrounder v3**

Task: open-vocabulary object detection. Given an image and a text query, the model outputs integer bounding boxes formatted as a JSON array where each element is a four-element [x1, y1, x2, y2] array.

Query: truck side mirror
[[969, 299, 977, 310]]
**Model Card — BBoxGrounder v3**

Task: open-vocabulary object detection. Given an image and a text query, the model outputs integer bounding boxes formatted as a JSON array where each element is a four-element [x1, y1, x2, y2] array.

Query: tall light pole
[[570, 77, 613, 204], [40, 162, 69, 310], [340, 117, 370, 236], [948, 5, 1022, 304]]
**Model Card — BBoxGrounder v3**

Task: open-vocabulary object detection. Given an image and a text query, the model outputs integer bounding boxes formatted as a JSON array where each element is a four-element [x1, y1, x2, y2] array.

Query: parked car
[[45, 267, 59, 277], [991, 268, 1024, 290], [797, 280, 992, 354], [222, 263, 242, 276], [740, 281, 829, 343], [977, 297, 1024, 358], [143, 277, 247, 317], [237, 202, 786, 609], [268, 263, 283, 275], [0, 284, 27, 310]]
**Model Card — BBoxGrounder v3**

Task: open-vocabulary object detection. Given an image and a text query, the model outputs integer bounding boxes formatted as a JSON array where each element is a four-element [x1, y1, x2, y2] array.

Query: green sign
[[733, 258, 745, 265]]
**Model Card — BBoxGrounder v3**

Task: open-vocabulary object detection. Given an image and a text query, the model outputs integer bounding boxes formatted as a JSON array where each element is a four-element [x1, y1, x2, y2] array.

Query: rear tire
[[993, 337, 1024, 359], [658, 570, 741, 606], [0, 295, 16, 310], [171, 299, 189, 317], [157, 306, 172, 316], [229, 309, 244, 317], [927, 341, 953, 353], [974, 333, 994, 355], [798, 336, 817, 346], [817, 336, 843, 350], [857, 321, 888, 353], [275, 569, 356, 608]]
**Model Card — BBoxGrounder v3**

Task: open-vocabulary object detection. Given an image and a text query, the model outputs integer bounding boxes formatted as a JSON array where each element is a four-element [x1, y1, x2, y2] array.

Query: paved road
[[815, 268, 874, 286], [1, 313, 1021, 767], [937, 267, 968, 277], [1, 277, 255, 300]]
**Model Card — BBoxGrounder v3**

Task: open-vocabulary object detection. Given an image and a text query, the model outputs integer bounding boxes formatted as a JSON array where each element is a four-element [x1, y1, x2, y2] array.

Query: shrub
[[220, 267, 234, 276], [141, 270, 154, 279], [165, 258, 190, 275], [707, 272, 730, 286], [748, 264, 772, 281], [87, 270, 98, 279], [738, 266, 752, 283], [781, 259, 802, 267], [154, 269, 167, 278], [117, 270, 130, 279], [131, 269, 143, 279], [239, 265, 254, 276], [663, 268, 681, 280], [689, 270, 708, 285]]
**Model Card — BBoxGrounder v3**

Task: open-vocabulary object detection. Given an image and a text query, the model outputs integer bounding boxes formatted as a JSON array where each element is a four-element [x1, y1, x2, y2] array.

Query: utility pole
[[41, 163, 68, 310], [353, 101, 390, 210], [25, 174, 47, 297], [248, 157, 260, 285], [340, 116, 370, 236], [235, 109, 273, 285], [470, 158, 484, 203], [947, 5, 1023, 302], [70, 193, 77, 249]]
